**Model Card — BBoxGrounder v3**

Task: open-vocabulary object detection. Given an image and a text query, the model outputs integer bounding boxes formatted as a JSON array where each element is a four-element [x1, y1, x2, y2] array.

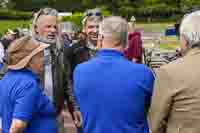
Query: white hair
[[33, 8, 58, 26], [99, 16, 128, 47], [180, 10, 200, 47]]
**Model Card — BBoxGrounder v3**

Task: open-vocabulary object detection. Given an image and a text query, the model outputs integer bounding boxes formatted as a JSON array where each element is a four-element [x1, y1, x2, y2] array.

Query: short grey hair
[[99, 16, 128, 47], [180, 10, 200, 47], [33, 8, 58, 26]]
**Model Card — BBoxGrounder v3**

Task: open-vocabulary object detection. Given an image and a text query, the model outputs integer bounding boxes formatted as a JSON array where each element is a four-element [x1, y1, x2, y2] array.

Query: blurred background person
[[59, 22, 78, 48], [0, 29, 20, 50], [124, 16, 143, 63], [0, 29, 20, 63]]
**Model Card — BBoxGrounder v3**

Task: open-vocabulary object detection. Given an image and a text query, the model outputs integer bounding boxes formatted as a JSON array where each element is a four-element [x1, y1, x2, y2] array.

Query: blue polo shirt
[[74, 49, 155, 133], [0, 69, 58, 133]]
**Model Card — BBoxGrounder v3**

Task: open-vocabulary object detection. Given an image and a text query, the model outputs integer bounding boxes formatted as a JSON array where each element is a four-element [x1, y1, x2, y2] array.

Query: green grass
[[137, 23, 179, 50], [137, 22, 175, 32], [159, 37, 179, 50], [159, 43, 179, 50], [0, 20, 30, 36]]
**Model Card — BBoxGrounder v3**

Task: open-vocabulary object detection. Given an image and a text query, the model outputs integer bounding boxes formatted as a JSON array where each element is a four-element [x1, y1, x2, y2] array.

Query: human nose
[[50, 26, 57, 33]]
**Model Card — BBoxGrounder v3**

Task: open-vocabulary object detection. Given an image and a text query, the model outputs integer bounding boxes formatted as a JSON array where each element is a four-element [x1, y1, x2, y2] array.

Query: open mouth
[[90, 34, 98, 40], [47, 34, 56, 40]]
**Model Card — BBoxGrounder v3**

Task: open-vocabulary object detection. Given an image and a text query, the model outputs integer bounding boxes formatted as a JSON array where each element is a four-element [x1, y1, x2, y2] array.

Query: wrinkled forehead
[[85, 17, 101, 27], [36, 15, 58, 26]]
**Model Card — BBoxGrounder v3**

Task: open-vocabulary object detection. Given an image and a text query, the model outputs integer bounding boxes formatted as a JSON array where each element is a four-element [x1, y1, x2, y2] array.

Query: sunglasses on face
[[87, 12, 102, 17]]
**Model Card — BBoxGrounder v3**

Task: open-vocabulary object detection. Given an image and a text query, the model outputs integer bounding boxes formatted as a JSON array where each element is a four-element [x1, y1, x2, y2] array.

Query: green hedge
[[0, 20, 30, 37], [0, 9, 32, 19], [118, 4, 182, 22]]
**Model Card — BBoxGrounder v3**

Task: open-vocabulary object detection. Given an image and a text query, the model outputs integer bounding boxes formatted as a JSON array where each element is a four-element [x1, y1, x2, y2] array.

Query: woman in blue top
[[0, 36, 58, 133]]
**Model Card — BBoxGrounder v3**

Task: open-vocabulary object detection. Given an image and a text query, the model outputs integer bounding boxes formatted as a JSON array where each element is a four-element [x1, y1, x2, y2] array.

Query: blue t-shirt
[[0, 69, 58, 133], [74, 49, 155, 133]]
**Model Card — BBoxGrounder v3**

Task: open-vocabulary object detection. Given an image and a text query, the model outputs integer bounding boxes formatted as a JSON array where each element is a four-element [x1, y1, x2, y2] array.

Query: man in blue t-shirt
[[73, 16, 155, 133]]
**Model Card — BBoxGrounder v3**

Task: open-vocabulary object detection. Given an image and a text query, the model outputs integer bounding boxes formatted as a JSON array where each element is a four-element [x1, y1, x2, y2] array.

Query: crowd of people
[[0, 6, 199, 133]]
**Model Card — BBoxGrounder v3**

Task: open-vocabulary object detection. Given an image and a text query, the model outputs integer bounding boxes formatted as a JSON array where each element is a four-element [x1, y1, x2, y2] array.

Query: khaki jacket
[[149, 48, 200, 133]]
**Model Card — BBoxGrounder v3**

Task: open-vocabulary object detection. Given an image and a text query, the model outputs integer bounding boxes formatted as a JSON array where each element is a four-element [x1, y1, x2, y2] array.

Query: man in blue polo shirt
[[73, 16, 155, 133]]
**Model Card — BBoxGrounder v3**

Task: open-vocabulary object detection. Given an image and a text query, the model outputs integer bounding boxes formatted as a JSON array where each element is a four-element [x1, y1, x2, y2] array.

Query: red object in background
[[124, 32, 143, 63]]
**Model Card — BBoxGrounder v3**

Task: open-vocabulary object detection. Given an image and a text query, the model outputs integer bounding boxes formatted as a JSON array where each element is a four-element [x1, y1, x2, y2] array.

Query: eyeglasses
[[34, 8, 58, 24]]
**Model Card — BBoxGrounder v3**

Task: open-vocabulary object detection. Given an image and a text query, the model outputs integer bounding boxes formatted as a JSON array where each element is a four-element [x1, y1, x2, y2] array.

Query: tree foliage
[[5, 0, 200, 20]]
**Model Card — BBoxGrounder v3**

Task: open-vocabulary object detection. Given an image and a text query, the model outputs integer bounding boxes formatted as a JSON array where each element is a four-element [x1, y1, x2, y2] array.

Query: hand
[[132, 58, 138, 62], [73, 111, 83, 127]]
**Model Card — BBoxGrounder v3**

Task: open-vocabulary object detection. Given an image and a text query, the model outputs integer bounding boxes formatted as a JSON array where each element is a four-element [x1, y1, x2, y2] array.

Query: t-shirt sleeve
[[13, 81, 40, 122]]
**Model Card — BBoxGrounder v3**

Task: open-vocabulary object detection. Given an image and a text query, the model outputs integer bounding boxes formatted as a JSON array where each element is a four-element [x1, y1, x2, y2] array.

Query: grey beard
[[33, 34, 56, 45]]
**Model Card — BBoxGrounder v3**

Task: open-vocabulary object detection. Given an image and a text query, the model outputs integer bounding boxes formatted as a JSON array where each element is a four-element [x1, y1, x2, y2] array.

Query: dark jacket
[[64, 40, 95, 114], [65, 40, 90, 75], [51, 46, 66, 114], [48, 41, 80, 114], [124, 32, 143, 63], [0, 38, 12, 50]]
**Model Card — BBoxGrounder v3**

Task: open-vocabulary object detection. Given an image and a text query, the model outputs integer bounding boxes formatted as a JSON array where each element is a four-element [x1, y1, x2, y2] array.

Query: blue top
[[0, 63, 3, 69], [74, 49, 155, 133], [0, 69, 58, 133]]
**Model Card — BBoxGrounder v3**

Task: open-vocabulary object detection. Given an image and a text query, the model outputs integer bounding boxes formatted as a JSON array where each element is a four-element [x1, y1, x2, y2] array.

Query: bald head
[[180, 11, 200, 47], [99, 16, 128, 48]]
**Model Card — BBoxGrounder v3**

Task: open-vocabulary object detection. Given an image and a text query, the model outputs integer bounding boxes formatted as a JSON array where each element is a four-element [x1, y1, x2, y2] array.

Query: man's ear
[[82, 27, 86, 33], [180, 35, 190, 55]]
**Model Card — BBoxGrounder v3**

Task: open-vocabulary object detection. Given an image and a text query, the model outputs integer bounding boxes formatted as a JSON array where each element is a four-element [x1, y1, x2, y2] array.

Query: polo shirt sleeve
[[13, 81, 40, 122]]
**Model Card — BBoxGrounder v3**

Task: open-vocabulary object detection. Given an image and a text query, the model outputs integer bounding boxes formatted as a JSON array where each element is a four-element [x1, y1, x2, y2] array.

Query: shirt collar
[[186, 47, 200, 57], [96, 49, 124, 57], [9, 68, 40, 82]]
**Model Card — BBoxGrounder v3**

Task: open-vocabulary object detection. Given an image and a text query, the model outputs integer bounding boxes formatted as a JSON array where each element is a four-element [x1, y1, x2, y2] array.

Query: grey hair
[[99, 16, 128, 47], [180, 10, 200, 47], [33, 8, 58, 26]]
